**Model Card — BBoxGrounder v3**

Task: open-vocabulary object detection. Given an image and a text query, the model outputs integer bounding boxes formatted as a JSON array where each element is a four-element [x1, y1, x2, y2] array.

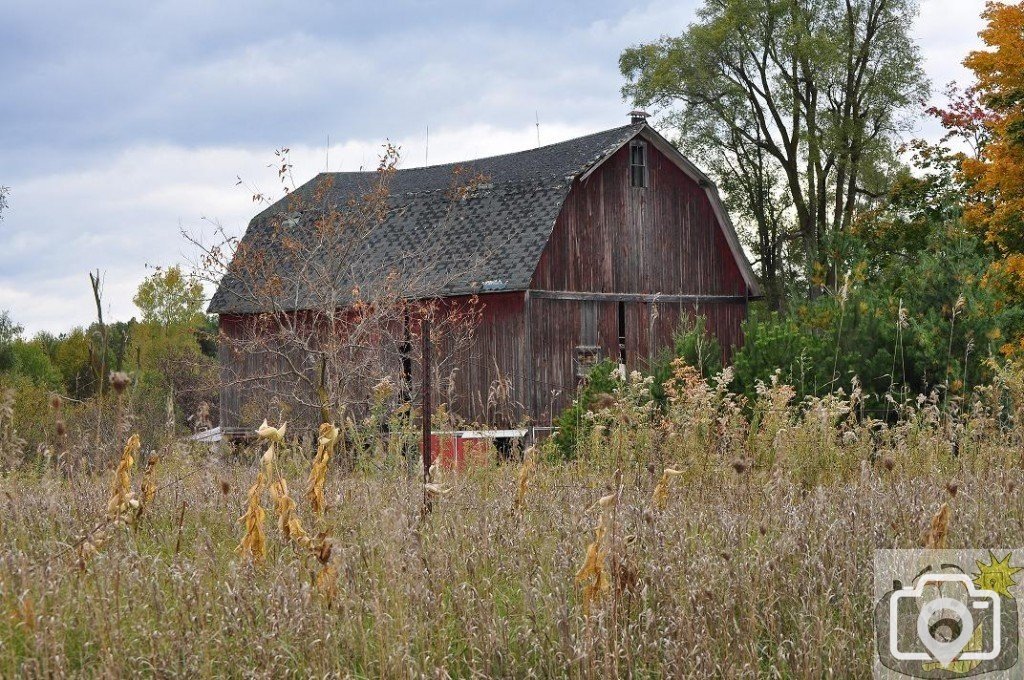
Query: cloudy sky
[[0, 0, 988, 333]]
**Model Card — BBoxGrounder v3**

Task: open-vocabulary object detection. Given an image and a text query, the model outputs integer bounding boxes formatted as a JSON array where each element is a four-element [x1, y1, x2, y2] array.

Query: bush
[[548, 359, 619, 460], [649, 315, 721, 405]]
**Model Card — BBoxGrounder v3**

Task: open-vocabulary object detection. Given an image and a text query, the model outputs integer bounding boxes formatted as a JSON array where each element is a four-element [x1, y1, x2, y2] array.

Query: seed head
[[109, 371, 131, 394]]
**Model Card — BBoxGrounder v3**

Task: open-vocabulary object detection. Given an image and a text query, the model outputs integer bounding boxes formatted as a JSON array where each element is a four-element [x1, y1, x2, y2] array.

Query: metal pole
[[421, 317, 432, 512]]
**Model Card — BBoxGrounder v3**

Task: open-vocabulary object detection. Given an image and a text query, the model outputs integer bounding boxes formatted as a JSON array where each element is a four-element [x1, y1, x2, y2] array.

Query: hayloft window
[[629, 140, 648, 188]]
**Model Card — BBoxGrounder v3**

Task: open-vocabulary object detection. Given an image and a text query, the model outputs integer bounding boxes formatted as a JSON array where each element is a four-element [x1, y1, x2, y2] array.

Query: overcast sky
[[0, 0, 989, 334]]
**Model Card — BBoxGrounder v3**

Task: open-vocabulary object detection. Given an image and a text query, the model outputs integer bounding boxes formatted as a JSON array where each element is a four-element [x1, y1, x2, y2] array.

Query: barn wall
[[525, 135, 751, 423], [526, 296, 747, 421], [531, 137, 748, 297], [429, 292, 526, 426], [218, 292, 527, 433], [217, 313, 326, 434]]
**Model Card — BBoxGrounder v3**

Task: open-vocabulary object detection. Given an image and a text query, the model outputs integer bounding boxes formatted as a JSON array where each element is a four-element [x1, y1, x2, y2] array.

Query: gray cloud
[[0, 0, 988, 332]]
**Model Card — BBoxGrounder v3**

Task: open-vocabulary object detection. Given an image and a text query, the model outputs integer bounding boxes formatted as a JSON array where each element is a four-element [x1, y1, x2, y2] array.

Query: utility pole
[[421, 317, 432, 513]]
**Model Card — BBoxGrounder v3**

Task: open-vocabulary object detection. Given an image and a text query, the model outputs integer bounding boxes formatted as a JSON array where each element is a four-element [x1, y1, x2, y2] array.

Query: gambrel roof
[[209, 123, 760, 314]]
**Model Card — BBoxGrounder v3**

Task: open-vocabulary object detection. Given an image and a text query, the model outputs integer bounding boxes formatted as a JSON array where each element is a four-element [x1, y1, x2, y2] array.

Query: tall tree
[[962, 1, 1024, 309], [0, 311, 22, 373], [620, 0, 927, 302], [133, 265, 206, 327]]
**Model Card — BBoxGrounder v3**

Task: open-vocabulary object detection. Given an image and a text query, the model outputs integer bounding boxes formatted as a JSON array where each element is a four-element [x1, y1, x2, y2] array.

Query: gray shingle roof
[[209, 124, 643, 314]]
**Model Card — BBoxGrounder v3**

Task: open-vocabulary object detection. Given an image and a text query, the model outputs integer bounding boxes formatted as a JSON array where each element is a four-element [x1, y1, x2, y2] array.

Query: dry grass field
[[0, 368, 1022, 678]]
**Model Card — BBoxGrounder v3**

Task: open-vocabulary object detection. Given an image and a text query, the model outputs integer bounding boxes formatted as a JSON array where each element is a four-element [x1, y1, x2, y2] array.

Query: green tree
[[49, 328, 96, 398], [0, 310, 23, 373], [731, 139, 1019, 404], [10, 340, 62, 388], [133, 266, 206, 327], [620, 0, 927, 301]]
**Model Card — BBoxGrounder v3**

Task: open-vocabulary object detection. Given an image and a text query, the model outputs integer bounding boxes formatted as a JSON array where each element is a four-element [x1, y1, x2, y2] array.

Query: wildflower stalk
[[651, 467, 684, 510], [306, 423, 338, 516], [512, 446, 537, 513], [923, 502, 952, 549], [78, 433, 142, 570], [106, 434, 140, 519], [237, 420, 286, 564]]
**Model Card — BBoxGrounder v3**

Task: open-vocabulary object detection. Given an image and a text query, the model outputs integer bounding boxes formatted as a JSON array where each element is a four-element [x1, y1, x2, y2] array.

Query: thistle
[[651, 467, 684, 510], [108, 371, 131, 395], [306, 423, 338, 516]]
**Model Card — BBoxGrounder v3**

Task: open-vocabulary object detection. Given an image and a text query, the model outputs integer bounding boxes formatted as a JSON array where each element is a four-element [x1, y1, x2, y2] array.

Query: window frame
[[629, 140, 648, 188]]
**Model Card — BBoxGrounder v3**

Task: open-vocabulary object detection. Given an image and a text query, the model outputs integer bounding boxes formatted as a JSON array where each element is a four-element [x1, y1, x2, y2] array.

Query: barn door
[[575, 301, 601, 380]]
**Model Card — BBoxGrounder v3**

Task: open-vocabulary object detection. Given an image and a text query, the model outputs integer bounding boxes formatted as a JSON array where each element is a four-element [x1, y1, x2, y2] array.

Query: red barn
[[210, 115, 761, 435]]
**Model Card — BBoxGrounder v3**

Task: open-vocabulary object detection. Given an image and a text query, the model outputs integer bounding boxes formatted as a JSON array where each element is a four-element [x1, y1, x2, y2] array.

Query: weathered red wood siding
[[429, 292, 526, 426], [218, 293, 527, 432], [532, 139, 747, 296], [526, 136, 750, 421], [218, 133, 755, 432]]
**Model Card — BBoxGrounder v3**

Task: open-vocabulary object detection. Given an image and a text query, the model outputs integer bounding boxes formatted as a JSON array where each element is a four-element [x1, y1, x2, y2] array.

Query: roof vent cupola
[[629, 109, 649, 125]]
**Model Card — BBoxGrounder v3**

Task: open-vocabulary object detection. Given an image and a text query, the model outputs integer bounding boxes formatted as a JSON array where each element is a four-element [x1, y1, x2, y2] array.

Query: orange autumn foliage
[[962, 2, 1024, 314]]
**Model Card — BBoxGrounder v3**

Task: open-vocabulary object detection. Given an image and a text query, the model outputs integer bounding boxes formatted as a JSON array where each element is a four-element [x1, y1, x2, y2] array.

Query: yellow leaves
[[106, 434, 140, 519], [271, 478, 296, 536], [923, 502, 952, 549], [576, 517, 610, 614], [306, 423, 337, 516], [140, 454, 159, 507], [651, 467, 684, 511], [589, 493, 618, 512], [241, 418, 336, 602], [963, 2, 1024, 300], [237, 465, 269, 564], [237, 502, 267, 564], [578, 476, 622, 614], [512, 446, 537, 513], [257, 420, 287, 444], [316, 563, 339, 607], [424, 483, 451, 497], [237, 437, 275, 564], [965, 2, 1024, 99]]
